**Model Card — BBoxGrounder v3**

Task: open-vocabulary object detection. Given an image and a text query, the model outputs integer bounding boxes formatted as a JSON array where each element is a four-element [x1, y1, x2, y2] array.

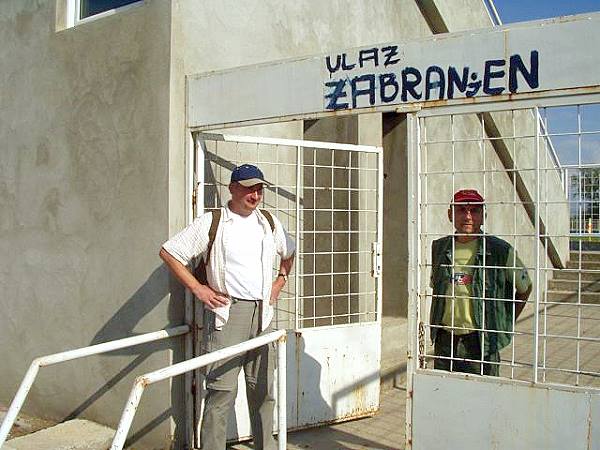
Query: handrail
[[481, 0, 568, 194], [538, 115, 567, 192], [482, 0, 502, 26], [0, 325, 190, 447], [110, 329, 287, 450]]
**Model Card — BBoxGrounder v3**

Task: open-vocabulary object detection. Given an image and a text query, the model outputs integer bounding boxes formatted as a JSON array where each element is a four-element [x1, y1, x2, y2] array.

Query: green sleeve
[[506, 247, 532, 294]]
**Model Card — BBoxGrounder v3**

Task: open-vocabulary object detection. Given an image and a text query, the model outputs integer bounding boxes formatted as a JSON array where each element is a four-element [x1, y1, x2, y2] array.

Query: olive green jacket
[[430, 235, 517, 355]]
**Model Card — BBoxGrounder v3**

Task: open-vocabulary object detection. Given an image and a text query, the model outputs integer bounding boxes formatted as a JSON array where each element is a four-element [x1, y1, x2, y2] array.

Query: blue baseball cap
[[230, 164, 269, 187]]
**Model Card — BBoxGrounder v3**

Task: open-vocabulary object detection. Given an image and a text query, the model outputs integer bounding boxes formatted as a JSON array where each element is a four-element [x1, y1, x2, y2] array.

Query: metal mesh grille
[[417, 101, 600, 389], [196, 133, 381, 330]]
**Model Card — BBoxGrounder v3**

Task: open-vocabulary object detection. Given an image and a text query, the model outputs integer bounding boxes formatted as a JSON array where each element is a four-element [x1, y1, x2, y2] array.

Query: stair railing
[[0, 325, 189, 447], [110, 329, 287, 450]]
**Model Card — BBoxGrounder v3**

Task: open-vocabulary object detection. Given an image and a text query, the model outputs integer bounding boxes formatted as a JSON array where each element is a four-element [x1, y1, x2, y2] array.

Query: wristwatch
[[277, 272, 288, 282]]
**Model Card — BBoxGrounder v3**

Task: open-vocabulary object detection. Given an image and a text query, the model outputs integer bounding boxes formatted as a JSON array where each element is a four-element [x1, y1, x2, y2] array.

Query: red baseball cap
[[452, 189, 484, 204]]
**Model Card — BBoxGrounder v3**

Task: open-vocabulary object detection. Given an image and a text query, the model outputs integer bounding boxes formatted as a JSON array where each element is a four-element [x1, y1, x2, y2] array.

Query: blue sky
[[494, 0, 600, 23], [491, 0, 600, 169]]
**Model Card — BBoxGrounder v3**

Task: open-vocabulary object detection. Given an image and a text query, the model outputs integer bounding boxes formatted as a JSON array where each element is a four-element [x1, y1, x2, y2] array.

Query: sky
[[491, 0, 600, 210], [493, 0, 600, 23]]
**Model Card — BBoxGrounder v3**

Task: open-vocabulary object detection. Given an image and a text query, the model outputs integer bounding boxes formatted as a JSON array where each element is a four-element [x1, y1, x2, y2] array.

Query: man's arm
[[270, 255, 295, 305], [509, 247, 532, 320], [514, 284, 532, 319], [159, 248, 229, 309]]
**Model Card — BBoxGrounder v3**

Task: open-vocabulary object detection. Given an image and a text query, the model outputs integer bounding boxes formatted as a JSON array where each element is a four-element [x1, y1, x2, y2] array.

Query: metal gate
[[192, 132, 383, 443], [409, 95, 600, 450]]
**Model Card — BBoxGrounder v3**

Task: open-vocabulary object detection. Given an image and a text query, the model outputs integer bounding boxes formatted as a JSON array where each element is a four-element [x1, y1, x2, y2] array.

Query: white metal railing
[[0, 325, 190, 447], [538, 115, 567, 193], [482, 0, 502, 26], [110, 329, 288, 450]]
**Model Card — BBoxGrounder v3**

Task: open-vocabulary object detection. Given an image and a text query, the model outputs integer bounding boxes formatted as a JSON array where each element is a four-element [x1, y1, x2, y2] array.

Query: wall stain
[[42, 188, 61, 232], [36, 140, 49, 166]]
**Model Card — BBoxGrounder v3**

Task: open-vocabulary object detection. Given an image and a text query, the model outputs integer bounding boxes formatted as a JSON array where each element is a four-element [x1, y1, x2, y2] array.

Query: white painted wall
[[412, 372, 600, 450]]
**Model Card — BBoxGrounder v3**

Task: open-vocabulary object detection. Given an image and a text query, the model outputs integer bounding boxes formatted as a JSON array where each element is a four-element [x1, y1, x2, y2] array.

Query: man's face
[[448, 203, 484, 235], [229, 182, 263, 215]]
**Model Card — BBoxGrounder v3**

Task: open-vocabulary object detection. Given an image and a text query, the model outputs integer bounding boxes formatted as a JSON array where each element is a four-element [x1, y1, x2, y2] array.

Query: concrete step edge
[[548, 279, 600, 292], [567, 254, 600, 261], [6, 419, 115, 450], [547, 289, 600, 295]]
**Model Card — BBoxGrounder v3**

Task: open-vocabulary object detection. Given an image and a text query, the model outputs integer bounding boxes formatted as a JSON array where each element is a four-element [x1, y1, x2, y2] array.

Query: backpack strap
[[259, 209, 275, 233], [205, 208, 222, 263], [205, 208, 272, 265], [196, 208, 272, 284], [194, 208, 221, 284]]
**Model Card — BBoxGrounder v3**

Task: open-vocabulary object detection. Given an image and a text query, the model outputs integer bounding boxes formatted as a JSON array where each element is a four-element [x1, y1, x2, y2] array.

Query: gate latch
[[371, 241, 382, 278]]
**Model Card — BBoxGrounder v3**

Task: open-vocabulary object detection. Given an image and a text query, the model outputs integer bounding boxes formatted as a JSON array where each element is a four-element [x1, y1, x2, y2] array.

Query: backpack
[[194, 208, 275, 284]]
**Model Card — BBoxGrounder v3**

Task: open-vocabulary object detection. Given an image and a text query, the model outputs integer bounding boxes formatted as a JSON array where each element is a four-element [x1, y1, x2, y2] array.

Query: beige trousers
[[201, 299, 276, 450]]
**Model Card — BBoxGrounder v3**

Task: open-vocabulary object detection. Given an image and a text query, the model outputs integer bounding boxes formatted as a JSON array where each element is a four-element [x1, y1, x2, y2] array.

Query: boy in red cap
[[429, 189, 532, 376]]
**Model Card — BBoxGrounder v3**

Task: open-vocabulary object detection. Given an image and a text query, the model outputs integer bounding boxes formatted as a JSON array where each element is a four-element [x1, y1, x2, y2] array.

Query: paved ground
[[229, 386, 407, 450], [509, 301, 600, 387]]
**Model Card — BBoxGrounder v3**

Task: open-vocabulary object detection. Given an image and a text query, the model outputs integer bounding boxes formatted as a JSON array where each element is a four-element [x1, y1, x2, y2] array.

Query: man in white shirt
[[160, 164, 295, 450]]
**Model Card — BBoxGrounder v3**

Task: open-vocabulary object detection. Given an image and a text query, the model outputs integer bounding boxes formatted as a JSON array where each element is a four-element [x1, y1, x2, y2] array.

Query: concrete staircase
[[3, 420, 114, 450], [547, 250, 600, 304]]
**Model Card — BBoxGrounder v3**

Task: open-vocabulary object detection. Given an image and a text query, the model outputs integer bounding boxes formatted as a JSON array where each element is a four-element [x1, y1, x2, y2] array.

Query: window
[[72, 0, 141, 22]]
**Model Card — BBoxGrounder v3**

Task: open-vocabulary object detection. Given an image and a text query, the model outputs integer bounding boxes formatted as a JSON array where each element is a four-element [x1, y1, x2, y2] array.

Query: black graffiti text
[[324, 51, 539, 110], [325, 45, 402, 75]]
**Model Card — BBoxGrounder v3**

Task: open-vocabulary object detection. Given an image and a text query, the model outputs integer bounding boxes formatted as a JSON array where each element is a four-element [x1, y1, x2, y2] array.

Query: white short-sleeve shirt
[[162, 204, 295, 330]]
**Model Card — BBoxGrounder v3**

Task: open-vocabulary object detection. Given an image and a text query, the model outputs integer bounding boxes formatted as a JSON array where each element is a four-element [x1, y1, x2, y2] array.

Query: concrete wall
[[429, 0, 492, 31], [0, 0, 498, 448], [0, 1, 181, 448]]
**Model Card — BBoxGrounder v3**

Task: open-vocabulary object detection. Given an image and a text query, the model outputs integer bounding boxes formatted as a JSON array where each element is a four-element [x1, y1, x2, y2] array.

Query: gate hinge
[[192, 185, 198, 215], [418, 321, 426, 369], [371, 241, 382, 278]]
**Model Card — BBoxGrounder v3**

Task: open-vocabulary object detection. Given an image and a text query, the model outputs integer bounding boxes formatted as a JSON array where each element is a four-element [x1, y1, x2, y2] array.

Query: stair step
[[551, 270, 600, 281], [548, 279, 600, 292], [566, 260, 600, 270], [5, 419, 114, 450], [569, 250, 600, 262], [546, 290, 600, 304]]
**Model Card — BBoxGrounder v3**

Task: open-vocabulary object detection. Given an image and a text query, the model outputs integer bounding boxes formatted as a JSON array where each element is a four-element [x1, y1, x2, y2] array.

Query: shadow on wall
[[65, 264, 187, 448], [203, 151, 300, 206]]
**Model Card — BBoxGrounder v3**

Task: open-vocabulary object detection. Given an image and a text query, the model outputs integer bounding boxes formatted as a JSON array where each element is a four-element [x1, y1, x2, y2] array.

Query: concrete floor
[[229, 386, 407, 450]]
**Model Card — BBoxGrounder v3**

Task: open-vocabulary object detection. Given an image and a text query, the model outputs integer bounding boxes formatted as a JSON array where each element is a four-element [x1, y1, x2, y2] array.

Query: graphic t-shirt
[[440, 239, 532, 335], [441, 239, 478, 335]]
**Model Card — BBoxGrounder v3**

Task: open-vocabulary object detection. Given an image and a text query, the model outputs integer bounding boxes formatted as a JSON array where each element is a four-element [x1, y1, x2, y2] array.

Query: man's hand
[[270, 276, 286, 305], [192, 284, 229, 309], [159, 247, 229, 309], [271, 256, 294, 304]]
